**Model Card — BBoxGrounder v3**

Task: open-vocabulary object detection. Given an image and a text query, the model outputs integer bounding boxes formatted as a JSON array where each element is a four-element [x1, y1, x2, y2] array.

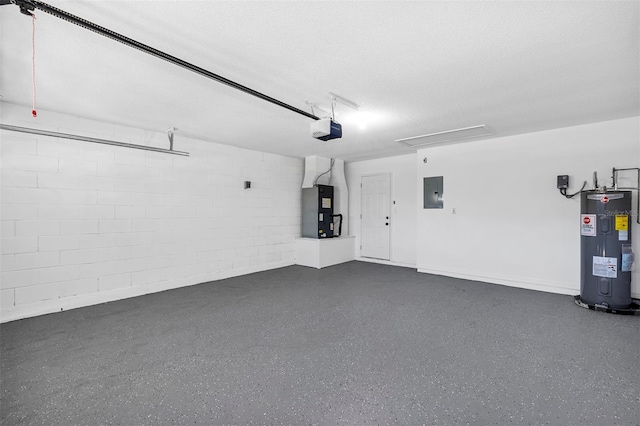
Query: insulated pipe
[[9, 0, 321, 121], [0, 124, 190, 156]]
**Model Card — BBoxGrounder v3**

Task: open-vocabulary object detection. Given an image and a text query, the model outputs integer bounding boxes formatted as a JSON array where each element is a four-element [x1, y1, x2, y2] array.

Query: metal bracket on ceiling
[[167, 127, 176, 151], [329, 92, 359, 111], [306, 101, 332, 118]]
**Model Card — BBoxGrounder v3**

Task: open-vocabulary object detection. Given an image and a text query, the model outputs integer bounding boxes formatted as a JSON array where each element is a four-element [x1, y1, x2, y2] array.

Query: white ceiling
[[1, 1, 638, 162]]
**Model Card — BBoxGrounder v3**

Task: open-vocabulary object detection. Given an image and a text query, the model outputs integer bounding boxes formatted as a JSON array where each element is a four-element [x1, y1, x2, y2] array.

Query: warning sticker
[[615, 215, 628, 231], [593, 256, 618, 278], [581, 214, 596, 236], [322, 198, 331, 209]]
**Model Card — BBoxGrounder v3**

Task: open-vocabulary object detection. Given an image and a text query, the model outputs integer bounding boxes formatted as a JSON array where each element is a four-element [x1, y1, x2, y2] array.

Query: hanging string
[[31, 13, 37, 118]]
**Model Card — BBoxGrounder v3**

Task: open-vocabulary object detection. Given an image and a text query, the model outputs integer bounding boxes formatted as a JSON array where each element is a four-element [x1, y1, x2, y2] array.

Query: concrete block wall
[[0, 103, 302, 322]]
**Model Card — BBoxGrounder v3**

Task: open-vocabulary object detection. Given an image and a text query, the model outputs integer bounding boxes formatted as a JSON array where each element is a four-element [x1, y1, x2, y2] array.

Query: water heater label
[[592, 256, 617, 278], [615, 215, 628, 231], [581, 214, 596, 236]]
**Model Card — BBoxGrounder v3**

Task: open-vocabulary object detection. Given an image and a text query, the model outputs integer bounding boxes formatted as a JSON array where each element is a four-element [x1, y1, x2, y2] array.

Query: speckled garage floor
[[1, 261, 639, 425]]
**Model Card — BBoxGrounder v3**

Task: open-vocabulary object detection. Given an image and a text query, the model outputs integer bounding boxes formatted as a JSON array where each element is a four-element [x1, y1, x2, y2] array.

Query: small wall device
[[310, 119, 342, 141], [557, 175, 569, 189]]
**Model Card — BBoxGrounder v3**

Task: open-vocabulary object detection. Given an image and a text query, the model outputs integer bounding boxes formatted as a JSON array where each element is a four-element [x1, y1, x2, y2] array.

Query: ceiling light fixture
[[396, 125, 493, 147]]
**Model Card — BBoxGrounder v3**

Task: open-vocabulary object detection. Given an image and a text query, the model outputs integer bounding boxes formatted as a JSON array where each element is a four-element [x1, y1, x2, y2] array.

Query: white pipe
[[0, 124, 189, 156]]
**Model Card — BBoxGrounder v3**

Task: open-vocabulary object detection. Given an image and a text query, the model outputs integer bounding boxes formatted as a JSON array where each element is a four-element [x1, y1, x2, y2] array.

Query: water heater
[[580, 190, 633, 309]]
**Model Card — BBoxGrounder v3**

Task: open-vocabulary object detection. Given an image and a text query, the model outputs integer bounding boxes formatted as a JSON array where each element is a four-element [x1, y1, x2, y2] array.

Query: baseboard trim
[[356, 257, 416, 269], [4, 261, 635, 323], [417, 266, 578, 296], [0, 260, 294, 324], [417, 267, 640, 299]]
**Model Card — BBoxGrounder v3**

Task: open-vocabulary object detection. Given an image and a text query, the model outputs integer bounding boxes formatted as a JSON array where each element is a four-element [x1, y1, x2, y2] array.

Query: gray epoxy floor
[[1, 261, 638, 425]]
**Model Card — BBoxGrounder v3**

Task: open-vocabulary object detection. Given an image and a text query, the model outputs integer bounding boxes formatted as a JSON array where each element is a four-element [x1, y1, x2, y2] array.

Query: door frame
[[360, 172, 392, 260]]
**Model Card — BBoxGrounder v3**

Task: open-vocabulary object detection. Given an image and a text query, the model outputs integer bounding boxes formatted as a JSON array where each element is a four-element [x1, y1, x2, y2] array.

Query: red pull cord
[[31, 13, 37, 118]]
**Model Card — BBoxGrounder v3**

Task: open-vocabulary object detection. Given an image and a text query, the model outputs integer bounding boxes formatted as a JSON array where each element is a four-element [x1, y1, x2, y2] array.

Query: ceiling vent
[[396, 125, 492, 148]]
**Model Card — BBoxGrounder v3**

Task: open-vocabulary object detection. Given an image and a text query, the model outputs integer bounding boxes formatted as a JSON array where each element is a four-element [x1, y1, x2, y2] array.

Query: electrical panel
[[423, 176, 444, 209]]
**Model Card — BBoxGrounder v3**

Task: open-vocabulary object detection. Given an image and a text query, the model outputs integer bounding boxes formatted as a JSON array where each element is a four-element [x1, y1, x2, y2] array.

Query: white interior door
[[361, 173, 391, 260]]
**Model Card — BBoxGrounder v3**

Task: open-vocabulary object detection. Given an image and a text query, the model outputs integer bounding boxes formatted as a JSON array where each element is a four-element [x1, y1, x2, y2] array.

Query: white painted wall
[[0, 103, 303, 322], [416, 117, 640, 297], [346, 154, 417, 266]]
